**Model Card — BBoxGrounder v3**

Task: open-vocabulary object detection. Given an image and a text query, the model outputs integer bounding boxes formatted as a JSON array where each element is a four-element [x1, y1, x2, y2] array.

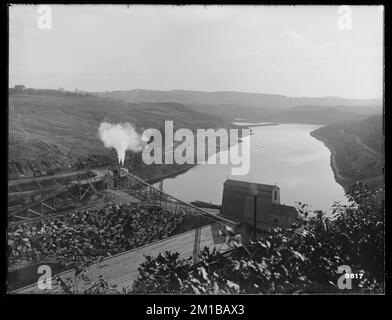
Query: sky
[[9, 5, 383, 99]]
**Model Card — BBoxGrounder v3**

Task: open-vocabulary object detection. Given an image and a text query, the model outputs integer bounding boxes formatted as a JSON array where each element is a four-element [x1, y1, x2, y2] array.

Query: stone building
[[220, 179, 298, 231]]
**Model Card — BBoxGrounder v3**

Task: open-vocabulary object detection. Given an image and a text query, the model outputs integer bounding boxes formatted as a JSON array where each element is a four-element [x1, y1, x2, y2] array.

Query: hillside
[[185, 104, 380, 124], [96, 90, 381, 125], [8, 92, 227, 179], [311, 115, 383, 192], [96, 89, 381, 109], [262, 105, 377, 125], [342, 115, 384, 153]]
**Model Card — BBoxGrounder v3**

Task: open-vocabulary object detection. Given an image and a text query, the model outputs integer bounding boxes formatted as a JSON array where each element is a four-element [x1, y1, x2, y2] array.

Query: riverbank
[[143, 127, 246, 184], [144, 164, 197, 185], [310, 130, 352, 193]]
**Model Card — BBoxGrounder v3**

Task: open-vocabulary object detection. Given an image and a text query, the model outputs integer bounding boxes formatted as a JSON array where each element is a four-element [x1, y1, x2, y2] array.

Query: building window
[[273, 190, 278, 201]]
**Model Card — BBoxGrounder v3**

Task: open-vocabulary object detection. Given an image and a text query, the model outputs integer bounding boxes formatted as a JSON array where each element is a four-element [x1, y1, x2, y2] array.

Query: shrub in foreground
[[132, 182, 384, 294]]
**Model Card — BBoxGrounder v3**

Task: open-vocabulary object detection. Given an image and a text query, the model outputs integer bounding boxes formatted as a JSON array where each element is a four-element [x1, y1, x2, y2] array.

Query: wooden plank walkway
[[11, 222, 229, 294]]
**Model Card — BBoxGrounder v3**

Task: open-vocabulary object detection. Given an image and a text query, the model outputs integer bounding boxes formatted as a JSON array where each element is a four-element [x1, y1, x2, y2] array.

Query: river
[[161, 123, 348, 213]]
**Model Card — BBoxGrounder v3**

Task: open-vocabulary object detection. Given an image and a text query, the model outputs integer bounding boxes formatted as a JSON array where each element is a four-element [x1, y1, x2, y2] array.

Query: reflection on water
[[162, 124, 347, 213]]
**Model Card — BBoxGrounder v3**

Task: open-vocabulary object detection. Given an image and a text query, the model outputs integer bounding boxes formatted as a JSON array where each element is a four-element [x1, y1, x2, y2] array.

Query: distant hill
[[96, 89, 381, 109], [286, 104, 381, 115], [311, 115, 383, 192], [186, 104, 277, 122], [96, 89, 382, 125], [184, 104, 380, 125], [262, 105, 378, 125]]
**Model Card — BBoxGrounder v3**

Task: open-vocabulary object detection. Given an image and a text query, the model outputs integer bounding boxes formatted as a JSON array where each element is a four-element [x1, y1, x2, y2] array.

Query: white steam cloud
[[98, 122, 142, 165]]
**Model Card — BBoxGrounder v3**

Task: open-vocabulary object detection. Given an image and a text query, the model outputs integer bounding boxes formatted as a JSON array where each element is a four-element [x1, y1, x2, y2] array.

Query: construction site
[[8, 159, 298, 294], [7, 164, 241, 293]]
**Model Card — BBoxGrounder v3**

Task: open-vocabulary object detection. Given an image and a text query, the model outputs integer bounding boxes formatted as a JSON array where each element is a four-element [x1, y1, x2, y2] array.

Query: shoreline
[[147, 128, 245, 184], [144, 164, 197, 184], [310, 130, 352, 194]]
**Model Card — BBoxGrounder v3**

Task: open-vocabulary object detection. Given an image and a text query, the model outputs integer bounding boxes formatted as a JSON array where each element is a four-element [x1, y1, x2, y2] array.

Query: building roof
[[270, 204, 298, 218], [224, 179, 279, 192]]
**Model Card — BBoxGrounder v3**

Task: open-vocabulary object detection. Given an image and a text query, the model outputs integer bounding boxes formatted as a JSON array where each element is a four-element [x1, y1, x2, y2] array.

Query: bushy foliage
[[132, 182, 384, 294]]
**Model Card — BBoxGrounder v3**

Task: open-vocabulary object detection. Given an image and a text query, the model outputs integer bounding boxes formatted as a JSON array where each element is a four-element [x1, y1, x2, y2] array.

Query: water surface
[[162, 123, 347, 212]]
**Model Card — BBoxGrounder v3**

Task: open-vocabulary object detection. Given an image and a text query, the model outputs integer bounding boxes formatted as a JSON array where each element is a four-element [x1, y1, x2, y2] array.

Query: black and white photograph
[[6, 4, 384, 296]]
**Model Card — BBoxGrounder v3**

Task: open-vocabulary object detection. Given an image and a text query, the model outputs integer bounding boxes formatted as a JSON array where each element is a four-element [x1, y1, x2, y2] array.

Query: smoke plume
[[98, 122, 142, 165]]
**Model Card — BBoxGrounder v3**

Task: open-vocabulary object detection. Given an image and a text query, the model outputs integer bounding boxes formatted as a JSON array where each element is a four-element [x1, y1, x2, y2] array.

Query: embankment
[[310, 130, 353, 193]]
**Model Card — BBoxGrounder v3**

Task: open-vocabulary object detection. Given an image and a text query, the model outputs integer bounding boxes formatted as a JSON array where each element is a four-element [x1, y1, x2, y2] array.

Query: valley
[[8, 88, 383, 209]]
